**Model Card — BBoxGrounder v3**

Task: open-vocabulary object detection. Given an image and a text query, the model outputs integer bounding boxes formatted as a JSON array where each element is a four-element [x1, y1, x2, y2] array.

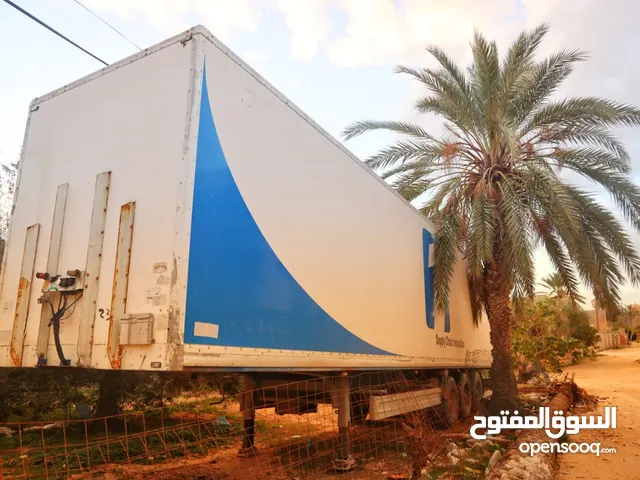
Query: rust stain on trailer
[[11, 224, 40, 367], [170, 254, 178, 289], [10, 277, 30, 366], [165, 252, 183, 371], [107, 202, 135, 370], [109, 345, 123, 370], [166, 305, 183, 371]]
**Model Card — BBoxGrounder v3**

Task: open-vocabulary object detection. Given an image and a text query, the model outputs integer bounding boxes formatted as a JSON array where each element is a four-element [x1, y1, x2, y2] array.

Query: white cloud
[[327, 0, 520, 67], [81, 0, 328, 58], [82, 0, 260, 41], [243, 52, 271, 64], [191, 0, 261, 41], [274, 0, 331, 60], [81, 0, 188, 34]]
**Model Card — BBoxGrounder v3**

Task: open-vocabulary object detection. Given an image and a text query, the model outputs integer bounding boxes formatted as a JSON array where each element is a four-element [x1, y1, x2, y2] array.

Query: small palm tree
[[540, 272, 567, 298], [539, 272, 587, 305], [343, 24, 640, 411]]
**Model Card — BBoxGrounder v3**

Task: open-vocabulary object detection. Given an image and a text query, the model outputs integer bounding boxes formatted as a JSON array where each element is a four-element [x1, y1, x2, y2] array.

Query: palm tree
[[540, 272, 568, 298], [343, 24, 640, 412], [539, 271, 585, 304]]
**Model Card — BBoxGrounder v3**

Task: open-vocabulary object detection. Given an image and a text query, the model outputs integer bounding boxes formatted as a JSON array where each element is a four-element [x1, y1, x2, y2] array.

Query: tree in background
[[0, 161, 18, 267], [343, 24, 640, 412], [512, 298, 598, 384], [540, 272, 568, 299], [538, 271, 586, 336], [615, 304, 640, 342]]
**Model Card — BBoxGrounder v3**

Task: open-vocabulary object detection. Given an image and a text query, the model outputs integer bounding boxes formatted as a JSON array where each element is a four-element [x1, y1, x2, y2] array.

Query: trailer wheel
[[470, 371, 484, 413], [457, 373, 472, 419], [435, 376, 459, 429]]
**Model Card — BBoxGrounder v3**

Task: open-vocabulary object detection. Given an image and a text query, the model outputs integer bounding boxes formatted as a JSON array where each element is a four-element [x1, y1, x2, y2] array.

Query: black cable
[[61, 302, 77, 321], [52, 294, 70, 366], [71, 0, 142, 51], [61, 294, 82, 321], [2, 0, 109, 66], [46, 292, 82, 366]]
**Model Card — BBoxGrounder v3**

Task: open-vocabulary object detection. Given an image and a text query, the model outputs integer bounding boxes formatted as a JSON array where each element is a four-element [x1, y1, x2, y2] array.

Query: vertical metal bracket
[[76, 172, 111, 367], [107, 201, 136, 369], [10, 224, 40, 366], [35, 184, 68, 363]]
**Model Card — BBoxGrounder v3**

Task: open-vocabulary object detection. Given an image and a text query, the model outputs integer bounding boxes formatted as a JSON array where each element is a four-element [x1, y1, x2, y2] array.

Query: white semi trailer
[[0, 26, 491, 462]]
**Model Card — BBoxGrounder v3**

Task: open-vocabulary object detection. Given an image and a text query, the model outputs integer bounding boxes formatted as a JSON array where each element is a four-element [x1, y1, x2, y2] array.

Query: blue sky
[[1, 0, 640, 305]]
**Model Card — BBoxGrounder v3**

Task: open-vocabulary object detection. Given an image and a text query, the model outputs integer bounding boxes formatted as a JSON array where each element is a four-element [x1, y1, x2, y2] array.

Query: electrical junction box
[[119, 313, 155, 345], [38, 270, 85, 293]]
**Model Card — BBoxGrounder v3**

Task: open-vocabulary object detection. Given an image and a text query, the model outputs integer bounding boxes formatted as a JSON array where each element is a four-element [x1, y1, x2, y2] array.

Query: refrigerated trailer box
[[0, 26, 491, 374]]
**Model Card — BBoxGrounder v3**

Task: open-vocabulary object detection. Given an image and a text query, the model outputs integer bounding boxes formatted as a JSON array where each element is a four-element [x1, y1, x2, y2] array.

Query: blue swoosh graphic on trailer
[[422, 228, 450, 332], [184, 66, 393, 356]]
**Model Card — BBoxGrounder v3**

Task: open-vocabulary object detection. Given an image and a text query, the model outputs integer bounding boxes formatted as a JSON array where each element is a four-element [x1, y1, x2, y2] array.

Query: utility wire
[[71, 0, 142, 51], [2, 0, 109, 66]]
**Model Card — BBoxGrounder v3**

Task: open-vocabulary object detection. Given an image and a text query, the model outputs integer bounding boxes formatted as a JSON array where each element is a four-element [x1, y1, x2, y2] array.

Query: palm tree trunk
[[484, 264, 521, 414]]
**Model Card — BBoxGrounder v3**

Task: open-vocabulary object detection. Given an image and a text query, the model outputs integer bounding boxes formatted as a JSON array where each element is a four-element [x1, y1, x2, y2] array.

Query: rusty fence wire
[[0, 367, 491, 480]]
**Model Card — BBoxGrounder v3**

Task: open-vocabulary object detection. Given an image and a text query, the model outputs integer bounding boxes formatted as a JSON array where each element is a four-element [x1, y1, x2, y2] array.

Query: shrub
[[512, 298, 593, 383]]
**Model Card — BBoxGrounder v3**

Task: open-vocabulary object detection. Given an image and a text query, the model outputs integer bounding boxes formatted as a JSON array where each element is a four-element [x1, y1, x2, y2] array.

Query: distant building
[[585, 302, 640, 333]]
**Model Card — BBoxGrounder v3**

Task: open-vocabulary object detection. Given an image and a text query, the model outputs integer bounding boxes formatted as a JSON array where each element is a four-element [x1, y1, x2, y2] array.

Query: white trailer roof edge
[[29, 25, 436, 232], [29, 27, 197, 107]]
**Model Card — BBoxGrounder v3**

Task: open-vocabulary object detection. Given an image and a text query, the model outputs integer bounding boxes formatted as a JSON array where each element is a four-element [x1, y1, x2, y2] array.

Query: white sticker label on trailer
[[193, 322, 219, 339]]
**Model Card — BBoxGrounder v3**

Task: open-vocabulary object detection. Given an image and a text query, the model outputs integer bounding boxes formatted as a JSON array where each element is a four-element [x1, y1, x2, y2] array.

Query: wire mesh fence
[[0, 366, 490, 479]]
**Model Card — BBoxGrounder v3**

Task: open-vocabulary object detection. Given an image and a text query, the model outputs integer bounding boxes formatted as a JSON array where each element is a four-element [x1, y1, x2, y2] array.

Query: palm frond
[[342, 120, 437, 141], [510, 49, 587, 126], [550, 147, 630, 175], [536, 227, 583, 302], [497, 176, 535, 297], [425, 45, 472, 95], [525, 97, 640, 133], [467, 187, 496, 278], [502, 23, 549, 86], [469, 30, 501, 148], [432, 211, 462, 313], [565, 187, 640, 286], [364, 141, 442, 170], [552, 126, 630, 161]]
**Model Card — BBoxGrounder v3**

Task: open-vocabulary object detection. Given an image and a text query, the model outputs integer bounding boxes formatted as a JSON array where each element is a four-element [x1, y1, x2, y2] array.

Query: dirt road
[[557, 343, 640, 480]]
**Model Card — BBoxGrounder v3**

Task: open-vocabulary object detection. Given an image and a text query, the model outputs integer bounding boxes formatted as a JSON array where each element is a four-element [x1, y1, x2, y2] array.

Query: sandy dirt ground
[[557, 343, 640, 480]]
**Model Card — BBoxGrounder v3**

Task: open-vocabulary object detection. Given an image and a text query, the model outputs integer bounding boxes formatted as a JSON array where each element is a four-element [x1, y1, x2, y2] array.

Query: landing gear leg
[[333, 373, 355, 472], [237, 375, 258, 458]]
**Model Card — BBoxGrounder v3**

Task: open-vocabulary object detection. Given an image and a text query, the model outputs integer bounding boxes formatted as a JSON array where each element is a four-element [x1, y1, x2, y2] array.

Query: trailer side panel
[[181, 31, 491, 370]]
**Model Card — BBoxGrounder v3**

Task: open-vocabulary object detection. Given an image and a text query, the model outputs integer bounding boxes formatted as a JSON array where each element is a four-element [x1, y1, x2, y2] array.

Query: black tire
[[470, 370, 484, 413], [457, 372, 472, 419], [435, 376, 459, 429]]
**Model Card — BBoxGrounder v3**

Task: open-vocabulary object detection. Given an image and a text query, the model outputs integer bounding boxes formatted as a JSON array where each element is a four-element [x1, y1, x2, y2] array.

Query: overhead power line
[[2, 0, 109, 66], [71, 0, 142, 51]]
